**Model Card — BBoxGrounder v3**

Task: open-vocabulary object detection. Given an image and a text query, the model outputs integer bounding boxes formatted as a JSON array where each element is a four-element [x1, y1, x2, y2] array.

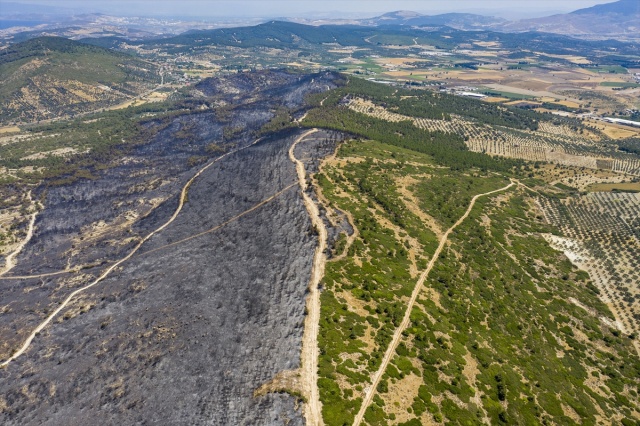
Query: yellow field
[[555, 100, 581, 108], [484, 97, 510, 103], [453, 70, 506, 81], [505, 100, 542, 107], [146, 92, 168, 102], [508, 78, 553, 92], [473, 41, 501, 48], [535, 52, 592, 64], [107, 90, 169, 111], [485, 84, 561, 99], [0, 126, 20, 134], [585, 119, 640, 139], [587, 182, 640, 192], [108, 99, 146, 111], [538, 97, 581, 108]]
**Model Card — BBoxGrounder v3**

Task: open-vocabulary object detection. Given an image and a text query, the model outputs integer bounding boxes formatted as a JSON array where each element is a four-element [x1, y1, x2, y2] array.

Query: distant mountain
[[0, 37, 160, 124], [288, 3, 638, 39], [571, 0, 639, 15], [99, 20, 637, 69], [500, 0, 640, 38], [366, 11, 508, 30]]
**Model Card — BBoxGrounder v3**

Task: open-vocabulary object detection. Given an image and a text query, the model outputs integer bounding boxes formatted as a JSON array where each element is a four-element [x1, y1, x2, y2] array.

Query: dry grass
[[484, 97, 509, 103], [485, 83, 560, 99], [107, 98, 146, 111], [587, 120, 640, 140], [453, 71, 506, 81], [384, 71, 420, 77], [505, 100, 542, 107], [535, 53, 592, 64], [554, 100, 581, 108], [509, 79, 553, 92], [473, 41, 501, 48], [0, 126, 20, 134], [382, 371, 424, 424], [587, 182, 640, 192], [21, 147, 79, 161]]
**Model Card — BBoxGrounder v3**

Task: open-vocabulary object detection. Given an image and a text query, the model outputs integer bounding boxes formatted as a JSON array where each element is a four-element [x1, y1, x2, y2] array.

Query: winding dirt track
[[289, 128, 325, 426], [352, 181, 515, 426], [0, 269, 80, 280], [0, 138, 263, 368]]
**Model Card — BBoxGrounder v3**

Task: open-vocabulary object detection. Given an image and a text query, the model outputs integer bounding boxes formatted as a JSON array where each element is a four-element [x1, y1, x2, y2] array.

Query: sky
[[1, 0, 621, 19]]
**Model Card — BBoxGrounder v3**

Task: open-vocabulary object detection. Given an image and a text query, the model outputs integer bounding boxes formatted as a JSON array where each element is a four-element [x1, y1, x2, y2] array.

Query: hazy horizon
[[0, 0, 623, 20]]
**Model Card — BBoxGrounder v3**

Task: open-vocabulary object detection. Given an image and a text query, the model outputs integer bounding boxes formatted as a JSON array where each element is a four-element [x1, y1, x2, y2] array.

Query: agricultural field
[[587, 182, 640, 192], [346, 96, 640, 176], [331, 42, 640, 120], [539, 192, 640, 351]]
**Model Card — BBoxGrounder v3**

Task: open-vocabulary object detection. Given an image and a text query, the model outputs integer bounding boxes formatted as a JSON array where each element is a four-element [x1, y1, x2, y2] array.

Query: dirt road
[[352, 182, 515, 426], [289, 128, 325, 426], [1, 139, 263, 368]]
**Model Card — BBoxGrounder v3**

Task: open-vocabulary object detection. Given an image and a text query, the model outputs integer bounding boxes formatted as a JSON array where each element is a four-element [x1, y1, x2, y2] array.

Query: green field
[[481, 89, 537, 100], [586, 65, 629, 74], [600, 82, 640, 88]]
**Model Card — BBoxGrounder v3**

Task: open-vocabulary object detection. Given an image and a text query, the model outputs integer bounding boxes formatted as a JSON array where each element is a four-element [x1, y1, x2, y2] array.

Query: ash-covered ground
[[0, 71, 344, 425]]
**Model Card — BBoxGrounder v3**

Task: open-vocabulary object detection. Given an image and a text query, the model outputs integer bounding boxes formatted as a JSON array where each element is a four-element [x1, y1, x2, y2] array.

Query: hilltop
[[500, 0, 640, 38], [0, 36, 160, 125]]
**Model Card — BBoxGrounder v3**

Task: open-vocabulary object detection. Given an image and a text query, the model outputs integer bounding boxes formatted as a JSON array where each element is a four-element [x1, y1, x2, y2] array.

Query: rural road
[[289, 128, 325, 426], [352, 181, 515, 426]]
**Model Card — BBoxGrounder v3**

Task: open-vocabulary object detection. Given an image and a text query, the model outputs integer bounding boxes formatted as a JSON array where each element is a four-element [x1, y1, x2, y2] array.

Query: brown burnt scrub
[[0, 71, 344, 425]]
